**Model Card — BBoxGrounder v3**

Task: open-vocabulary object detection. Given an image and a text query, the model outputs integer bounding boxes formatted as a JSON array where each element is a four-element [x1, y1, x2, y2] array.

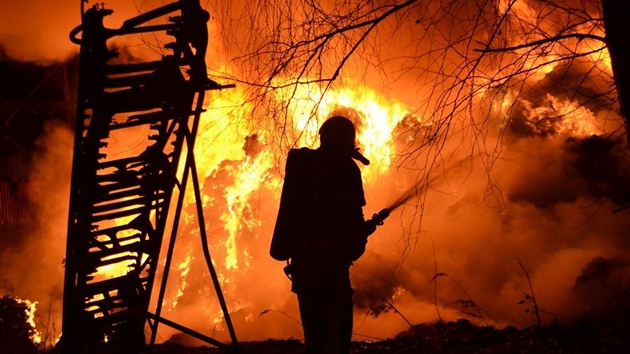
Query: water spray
[[364, 158, 463, 236], [365, 183, 422, 236]]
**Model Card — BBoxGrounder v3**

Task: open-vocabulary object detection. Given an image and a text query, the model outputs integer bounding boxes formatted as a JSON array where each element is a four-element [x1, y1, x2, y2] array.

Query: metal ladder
[[61, 1, 237, 352]]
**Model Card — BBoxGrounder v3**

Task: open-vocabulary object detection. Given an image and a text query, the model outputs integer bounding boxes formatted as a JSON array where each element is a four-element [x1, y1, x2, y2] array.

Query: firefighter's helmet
[[318, 116, 356, 152]]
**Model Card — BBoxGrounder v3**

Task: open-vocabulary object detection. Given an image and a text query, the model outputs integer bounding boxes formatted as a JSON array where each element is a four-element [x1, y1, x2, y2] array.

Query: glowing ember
[[15, 297, 42, 345], [521, 93, 603, 137]]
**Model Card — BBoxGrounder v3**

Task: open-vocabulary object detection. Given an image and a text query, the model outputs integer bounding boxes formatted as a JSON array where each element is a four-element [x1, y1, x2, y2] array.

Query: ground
[[146, 314, 630, 354]]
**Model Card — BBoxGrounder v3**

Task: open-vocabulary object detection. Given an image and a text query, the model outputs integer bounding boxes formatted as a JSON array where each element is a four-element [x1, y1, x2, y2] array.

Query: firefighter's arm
[[348, 208, 391, 261]]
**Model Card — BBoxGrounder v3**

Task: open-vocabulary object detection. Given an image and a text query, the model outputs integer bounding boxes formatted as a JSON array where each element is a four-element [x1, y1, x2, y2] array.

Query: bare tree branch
[[474, 32, 606, 53]]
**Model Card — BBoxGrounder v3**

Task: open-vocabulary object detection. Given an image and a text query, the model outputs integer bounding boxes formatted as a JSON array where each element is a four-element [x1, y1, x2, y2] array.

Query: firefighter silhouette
[[271, 116, 371, 354]]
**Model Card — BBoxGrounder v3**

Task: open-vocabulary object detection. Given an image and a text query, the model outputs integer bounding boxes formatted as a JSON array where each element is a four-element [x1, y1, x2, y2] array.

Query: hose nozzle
[[365, 208, 390, 237]]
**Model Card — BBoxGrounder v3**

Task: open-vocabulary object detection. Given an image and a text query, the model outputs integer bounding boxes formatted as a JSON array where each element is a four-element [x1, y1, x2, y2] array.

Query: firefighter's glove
[[283, 262, 293, 280], [364, 219, 378, 237]]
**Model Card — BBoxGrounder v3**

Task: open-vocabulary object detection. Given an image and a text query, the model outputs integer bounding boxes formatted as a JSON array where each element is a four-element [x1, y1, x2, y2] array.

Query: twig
[[474, 33, 606, 53], [448, 277, 494, 326], [259, 309, 302, 326], [383, 298, 420, 337], [431, 239, 444, 322], [517, 259, 541, 327], [43, 292, 53, 350]]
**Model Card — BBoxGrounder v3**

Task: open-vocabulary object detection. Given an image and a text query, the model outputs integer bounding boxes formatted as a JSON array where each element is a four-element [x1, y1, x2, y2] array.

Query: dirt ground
[[148, 314, 630, 354]]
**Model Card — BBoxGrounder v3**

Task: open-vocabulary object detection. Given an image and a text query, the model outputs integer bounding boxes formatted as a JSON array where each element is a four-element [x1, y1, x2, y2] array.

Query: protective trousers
[[297, 280, 353, 354]]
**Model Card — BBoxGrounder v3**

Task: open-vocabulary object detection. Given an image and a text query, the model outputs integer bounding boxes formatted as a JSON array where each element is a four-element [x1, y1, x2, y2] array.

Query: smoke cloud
[[0, 1, 79, 63], [351, 133, 630, 338], [0, 120, 72, 346]]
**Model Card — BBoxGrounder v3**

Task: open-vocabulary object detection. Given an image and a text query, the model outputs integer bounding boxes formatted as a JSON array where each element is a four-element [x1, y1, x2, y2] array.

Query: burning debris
[[0, 295, 40, 354], [145, 316, 630, 354]]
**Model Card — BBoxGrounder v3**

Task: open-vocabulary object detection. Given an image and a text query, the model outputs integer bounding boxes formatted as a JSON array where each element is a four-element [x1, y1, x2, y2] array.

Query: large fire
[[142, 79, 419, 341], [1, 0, 629, 348]]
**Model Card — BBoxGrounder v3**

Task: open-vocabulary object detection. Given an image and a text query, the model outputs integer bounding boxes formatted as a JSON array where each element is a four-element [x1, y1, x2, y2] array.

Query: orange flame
[[221, 150, 274, 270], [170, 253, 193, 309], [274, 81, 414, 179], [14, 297, 42, 345], [520, 93, 603, 137]]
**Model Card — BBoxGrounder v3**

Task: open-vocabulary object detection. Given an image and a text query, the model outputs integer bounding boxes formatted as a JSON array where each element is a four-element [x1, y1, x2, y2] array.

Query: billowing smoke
[[350, 133, 630, 338], [0, 120, 73, 346], [0, 1, 78, 63]]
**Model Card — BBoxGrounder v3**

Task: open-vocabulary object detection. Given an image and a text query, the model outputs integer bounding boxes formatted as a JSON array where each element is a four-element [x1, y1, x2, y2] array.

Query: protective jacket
[[270, 147, 367, 292]]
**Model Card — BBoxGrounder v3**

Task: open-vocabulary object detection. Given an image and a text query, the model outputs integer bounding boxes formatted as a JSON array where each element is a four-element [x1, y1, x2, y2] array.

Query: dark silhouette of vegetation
[[516, 259, 558, 327], [516, 259, 542, 327], [0, 295, 38, 354]]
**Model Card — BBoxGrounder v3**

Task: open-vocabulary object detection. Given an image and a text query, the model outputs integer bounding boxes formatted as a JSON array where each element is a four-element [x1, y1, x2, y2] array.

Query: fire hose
[[365, 156, 468, 236], [364, 180, 422, 236]]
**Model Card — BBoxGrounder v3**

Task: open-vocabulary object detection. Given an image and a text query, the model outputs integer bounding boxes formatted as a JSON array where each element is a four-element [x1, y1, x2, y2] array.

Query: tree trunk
[[601, 0, 630, 143]]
